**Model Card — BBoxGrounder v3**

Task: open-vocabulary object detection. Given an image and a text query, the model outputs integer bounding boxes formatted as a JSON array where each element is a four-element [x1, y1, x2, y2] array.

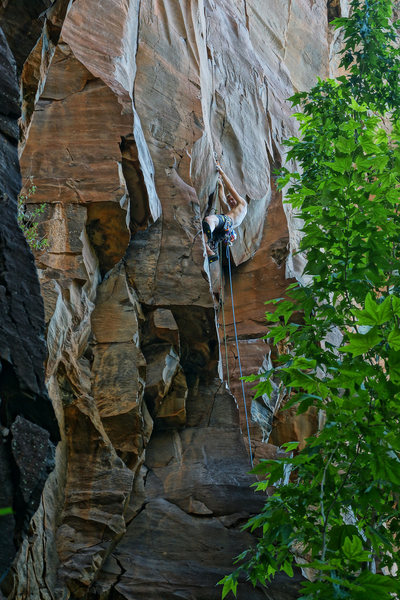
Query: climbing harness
[[212, 215, 237, 247], [203, 214, 238, 264], [225, 244, 254, 469], [203, 170, 238, 264]]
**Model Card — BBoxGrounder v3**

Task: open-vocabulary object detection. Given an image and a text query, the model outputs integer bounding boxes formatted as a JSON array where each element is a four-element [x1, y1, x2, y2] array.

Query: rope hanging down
[[225, 245, 254, 469], [207, 172, 253, 468], [219, 243, 230, 389]]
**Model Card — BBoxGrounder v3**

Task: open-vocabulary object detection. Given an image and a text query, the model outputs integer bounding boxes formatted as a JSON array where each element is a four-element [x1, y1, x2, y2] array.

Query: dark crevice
[[128, 499, 148, 524], [0, 359, 58, 440], [243, 0, 250, 30], [120, 135, 153, 232], [154, 496, 215, 520], [265, 115, 282, 176], [218, 514, 253, 530], [108, 554, 127, 600], [86, 202, 130, 278], [131, 0, 142, 106], [270, 236, 290, 268], [328, 0, 341, 22], [206, 379, 224, 427]]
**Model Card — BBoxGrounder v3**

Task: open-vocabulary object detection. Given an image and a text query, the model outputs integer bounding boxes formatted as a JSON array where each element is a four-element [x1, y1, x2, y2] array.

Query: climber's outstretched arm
[[216, 165, 245, 206], [216, 164, 247, 227]]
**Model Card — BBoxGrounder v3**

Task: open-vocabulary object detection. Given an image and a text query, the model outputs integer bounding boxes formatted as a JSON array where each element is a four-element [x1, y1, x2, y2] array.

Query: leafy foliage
[[220, 1, 400, 598], [17, 182, 49, 252]]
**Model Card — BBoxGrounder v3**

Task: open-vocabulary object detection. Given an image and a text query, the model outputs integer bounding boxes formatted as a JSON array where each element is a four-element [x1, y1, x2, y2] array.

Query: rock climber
[[202, 163, 248, 263]]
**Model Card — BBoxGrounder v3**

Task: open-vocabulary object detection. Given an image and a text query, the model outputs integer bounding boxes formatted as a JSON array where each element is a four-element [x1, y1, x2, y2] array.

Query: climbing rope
[[206, 171, 254, 468], [0, 568, 9, 585], [225, 245, 254, 469], [219, 242, 230, 388], [207, 180, 229, 385], [209, 171, 220, 216]]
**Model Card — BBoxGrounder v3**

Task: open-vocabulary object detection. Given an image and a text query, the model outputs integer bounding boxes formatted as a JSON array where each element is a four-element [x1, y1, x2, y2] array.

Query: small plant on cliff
[[220, 1, 400, 598], [17, 181, 49, 252]]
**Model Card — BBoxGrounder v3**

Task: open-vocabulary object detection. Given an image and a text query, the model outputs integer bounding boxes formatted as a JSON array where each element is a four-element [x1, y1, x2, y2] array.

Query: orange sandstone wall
[[2, 1, 347, 598]]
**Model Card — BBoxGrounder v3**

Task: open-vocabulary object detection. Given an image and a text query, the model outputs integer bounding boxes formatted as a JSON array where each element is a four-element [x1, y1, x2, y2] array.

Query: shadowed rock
[[0, 22, 58, 581]]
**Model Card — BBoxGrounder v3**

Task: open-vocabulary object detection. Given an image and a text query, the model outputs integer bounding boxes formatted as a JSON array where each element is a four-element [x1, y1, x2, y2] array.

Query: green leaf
[[219, 575, 238, 599], [372, 450, 400, 485], [355, 571, 400, 596], [325, 156, 352, 172], [371, 154, 389, 171], [353, 293, 392, 325], [365, 525, 392, 551], [301, 187, 316, 197], [375, 128, 388, 144], [282, 560, 294, 577], [360, 138, 379, 154], [350, 97, 367, 112], [0, 507, 13, 516], [335, 136, 356, 153], [388, 327, 400, 351], [281, 441, 300, 452], [328, 525, 359, 551], [342, 536, 369, 561], [340, 327, 382, 356], [339, 119, 359, 132]]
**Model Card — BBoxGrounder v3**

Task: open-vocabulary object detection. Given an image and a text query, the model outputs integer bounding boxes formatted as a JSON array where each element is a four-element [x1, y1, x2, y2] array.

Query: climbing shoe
[[202, 220, 213, 241], [208, 253, 219, 264]]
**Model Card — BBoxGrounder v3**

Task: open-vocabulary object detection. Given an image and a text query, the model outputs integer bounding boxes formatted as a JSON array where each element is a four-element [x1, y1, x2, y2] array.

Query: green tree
[[220, 1, 400, 598]]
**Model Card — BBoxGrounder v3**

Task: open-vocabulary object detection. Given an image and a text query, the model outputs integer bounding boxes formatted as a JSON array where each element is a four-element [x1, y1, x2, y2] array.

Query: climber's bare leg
[[202, 215, 219, 260], [204, 214, 219, 233], [203, 235, 215, 257]]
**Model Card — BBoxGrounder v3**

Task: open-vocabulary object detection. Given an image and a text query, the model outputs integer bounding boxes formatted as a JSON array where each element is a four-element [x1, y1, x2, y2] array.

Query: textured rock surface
[[0, 19, 58, 579], [0, 0, 53, 72], [219, 181, 319, 459], [0, 27, 56, 436], [0, 0, 347, 598], [90, 383, 303, 600]]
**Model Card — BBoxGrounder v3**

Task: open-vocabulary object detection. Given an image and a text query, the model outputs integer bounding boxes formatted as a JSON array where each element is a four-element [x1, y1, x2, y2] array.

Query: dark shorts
[[212, 214, 237, 246]]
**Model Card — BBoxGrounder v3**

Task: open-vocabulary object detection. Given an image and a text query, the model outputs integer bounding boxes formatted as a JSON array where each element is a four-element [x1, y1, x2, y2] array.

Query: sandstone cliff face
[[1, 1, 346, 598]]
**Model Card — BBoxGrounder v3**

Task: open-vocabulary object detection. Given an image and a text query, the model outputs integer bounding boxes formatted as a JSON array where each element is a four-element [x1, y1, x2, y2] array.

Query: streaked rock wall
[[0, 1, 348, 598]]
